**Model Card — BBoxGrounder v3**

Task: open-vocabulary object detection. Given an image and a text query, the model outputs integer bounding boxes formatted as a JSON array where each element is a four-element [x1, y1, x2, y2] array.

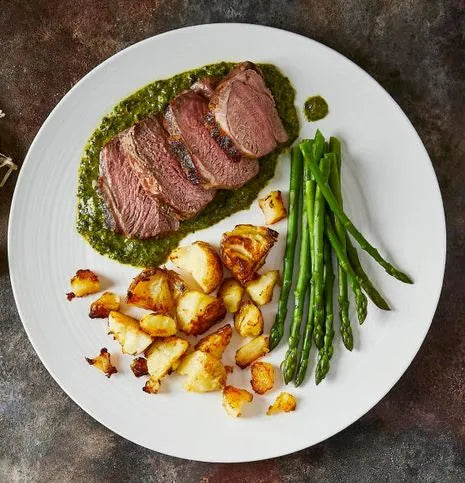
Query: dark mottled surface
[[1, 1, 464, 481]]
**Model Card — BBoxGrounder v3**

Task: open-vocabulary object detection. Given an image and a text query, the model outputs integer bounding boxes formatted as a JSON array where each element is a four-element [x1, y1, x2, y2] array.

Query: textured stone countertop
[[1, 1, 464, 481]]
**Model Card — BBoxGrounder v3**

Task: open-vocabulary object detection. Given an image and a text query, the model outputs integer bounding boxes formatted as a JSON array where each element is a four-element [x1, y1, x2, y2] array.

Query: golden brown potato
[[220, 225, 278, 285], [266, 392, 297, 415], [108, 311, 153, 355], [195, 324, 232, 360], [146, 336, 190, 382], [85, 348, 117, 378], [130, 357, 148, 377], [140, 313, 177, 337], [169, 241, 223, 293], [250, 361, 274, 394], [89, 291, 120, 319], [177, 350, 227, 392], [234, 301, 264, 337], [246, 270, 280, 306], [235, 335, 269, 368], [217, 278, 244, 313], [127, 268, 174, 314], [222, 385, 253, 417], [68, 269, 100, 298], [166, 270, 189, 302], [258, 190, 287, 225], [143, 377, 161, 394], [176, 291, 226, 335]]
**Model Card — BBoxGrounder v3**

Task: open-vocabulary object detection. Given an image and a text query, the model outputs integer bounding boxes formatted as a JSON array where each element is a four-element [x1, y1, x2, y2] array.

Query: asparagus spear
[[327, 144, 353, 351], [305, 155, 413, 284], [294, 287, 315, 386], [315, 240, 335, 384], [270, 147, 303, 350], [281, 202, 311, 383], [346, 238, 390, 310], [312, 156, 331, 349], [325, 214, 367, 323]]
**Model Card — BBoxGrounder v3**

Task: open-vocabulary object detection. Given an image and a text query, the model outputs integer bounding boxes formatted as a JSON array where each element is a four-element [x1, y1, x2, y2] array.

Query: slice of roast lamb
[[164, 90, 259, 190], [99, 136, 179, 239], [209, 61, 288, 159], [191, 76, 219, 99], [120, 116, 215, 219]]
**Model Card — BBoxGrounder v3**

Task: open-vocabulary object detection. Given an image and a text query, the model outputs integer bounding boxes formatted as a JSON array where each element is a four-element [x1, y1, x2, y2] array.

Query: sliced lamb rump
[[99, 137, 179, 239], [190, 76, 219, 99], [209, 61, 288, 159], [164, 90, 259, 190], [120, 116, 215, 219]]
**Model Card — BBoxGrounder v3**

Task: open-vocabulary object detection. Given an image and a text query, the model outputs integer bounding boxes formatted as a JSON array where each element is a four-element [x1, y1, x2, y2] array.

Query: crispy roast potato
[[195, 324, 232, 360], [68, 269, 100, 298], [169, 241, 223, 293], [166, 269, 189, 302], [217, 278, 244, 313], [258, 190, 287, 225], [140, 313, 177, 337], [127, 268, 174, 314], [246, 270, 280, 306], [146, 336, 190, 382], [234, 301, 264, 337], [85, 348, 117, 378], [250, 361, 274, 394], [143, 378, 161, 394], [235, 335, 269, 368], [176, 291, 226, 335], [220, 225, 278, 285], [177, 350, 226, 392], [130, 357, 149, 377], [108, 311, 153, 355], [266, 392, 297, 415], [89, 291, 120, 319], [222, 385, 253, 417]]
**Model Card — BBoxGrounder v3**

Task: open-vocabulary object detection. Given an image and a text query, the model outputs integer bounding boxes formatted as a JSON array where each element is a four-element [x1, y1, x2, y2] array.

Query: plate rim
[[8, 22, 447, 462]]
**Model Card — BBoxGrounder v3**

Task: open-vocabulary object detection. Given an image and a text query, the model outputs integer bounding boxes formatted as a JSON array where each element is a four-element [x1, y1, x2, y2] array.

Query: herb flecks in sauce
[[77, 63, 298, 267], [304, 96, 328, 122]]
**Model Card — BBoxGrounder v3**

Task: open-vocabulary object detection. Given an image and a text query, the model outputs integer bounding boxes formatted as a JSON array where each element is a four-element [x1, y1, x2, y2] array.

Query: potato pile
[[73, 198, 296, 417]]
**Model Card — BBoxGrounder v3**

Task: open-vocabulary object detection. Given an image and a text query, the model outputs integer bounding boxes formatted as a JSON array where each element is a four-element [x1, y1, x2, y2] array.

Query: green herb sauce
[[304, 95, 328, 121], [76, 62, 298, 267]]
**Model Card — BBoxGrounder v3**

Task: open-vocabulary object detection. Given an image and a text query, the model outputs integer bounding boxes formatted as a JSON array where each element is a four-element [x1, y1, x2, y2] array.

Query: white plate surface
[[8, 24, 446, 462]]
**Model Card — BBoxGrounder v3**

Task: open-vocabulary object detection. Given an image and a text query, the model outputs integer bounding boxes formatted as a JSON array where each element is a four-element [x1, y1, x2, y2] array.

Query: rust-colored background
[[1, 1, 464, 481]]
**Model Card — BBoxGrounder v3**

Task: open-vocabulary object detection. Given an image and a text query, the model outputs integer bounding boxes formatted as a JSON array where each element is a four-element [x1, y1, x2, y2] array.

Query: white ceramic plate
[[9, 24, 445, 462]]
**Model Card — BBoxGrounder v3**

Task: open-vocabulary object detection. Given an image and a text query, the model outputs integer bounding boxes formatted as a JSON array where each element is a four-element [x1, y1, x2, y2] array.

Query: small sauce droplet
[[304, 96, 328, 122]]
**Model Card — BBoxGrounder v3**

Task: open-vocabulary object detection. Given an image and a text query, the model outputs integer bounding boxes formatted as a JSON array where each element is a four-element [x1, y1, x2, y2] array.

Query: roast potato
[[246, 270, 280, 306], [85, 348, 117, 378], [143, 378, 161, 394], [146, 336, 190, 382], [140, 313, 177, 337], [177, 350, 226, 392], [266, 392, 297, 415], [258, 190, 287, 225], [127, 268, 174, 314], [222, 385, 253, 417], [250, 361, 274, 394], [68, 269, 100, 298], [235, 335, 269, 368], [130, 357, 148, 377], [176, 291, 226, 335], [89, 291, 120, 319], [220, 225, 278, 285], [234, 301, 264, 337], [169, 241, 222, 293], [108, 311, 153, 355], [195, 324, 232, 360], [217, 278, 244, 313]]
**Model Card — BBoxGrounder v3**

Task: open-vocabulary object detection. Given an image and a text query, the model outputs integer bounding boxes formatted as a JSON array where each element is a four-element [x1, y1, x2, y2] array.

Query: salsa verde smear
[[304, 95, 328, 121], [77, 62, 298, 267]]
